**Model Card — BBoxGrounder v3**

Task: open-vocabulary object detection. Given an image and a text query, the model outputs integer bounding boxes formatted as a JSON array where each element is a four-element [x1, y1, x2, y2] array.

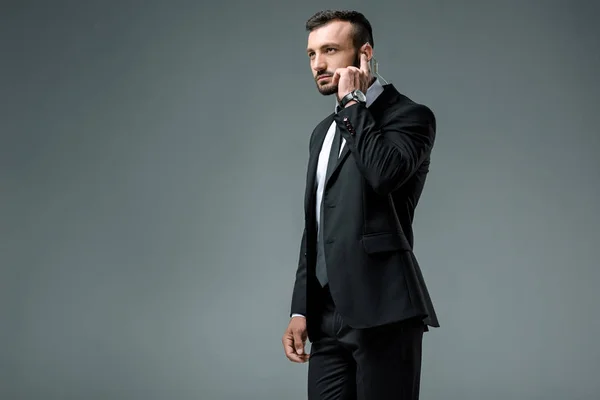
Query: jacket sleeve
[[334, 102, 436, 195], [290, 227, 307, 317]]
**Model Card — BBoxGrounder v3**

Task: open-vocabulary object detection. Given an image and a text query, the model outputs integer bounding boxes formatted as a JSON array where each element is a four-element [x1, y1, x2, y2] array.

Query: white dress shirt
[[292, 79, 385, 320]]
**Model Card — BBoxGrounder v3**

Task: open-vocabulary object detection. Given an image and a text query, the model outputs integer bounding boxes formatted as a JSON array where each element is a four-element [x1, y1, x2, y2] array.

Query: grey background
[[2, 1, 599, 399]]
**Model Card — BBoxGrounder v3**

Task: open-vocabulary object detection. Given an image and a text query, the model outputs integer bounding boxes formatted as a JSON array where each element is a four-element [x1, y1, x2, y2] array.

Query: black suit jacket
[[290, 83, 440, 338]]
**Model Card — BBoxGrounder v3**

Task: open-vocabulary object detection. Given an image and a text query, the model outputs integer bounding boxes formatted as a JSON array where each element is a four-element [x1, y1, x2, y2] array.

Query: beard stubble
[[315, 51, 361, 96]]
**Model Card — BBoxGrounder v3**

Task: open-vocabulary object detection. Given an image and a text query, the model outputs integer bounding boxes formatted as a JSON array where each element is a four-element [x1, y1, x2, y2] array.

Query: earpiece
[[362, 41, 389, 83]]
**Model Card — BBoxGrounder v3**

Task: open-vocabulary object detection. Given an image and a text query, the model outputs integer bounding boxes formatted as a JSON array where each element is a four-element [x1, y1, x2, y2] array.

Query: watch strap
[[339, 90, 365, 108]]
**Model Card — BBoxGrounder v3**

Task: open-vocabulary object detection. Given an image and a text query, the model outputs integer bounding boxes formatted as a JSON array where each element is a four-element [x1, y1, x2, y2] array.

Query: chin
[[317, 82, 338, 96]]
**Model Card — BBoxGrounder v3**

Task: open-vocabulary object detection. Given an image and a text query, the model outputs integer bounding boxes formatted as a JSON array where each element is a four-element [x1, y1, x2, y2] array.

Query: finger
[[332, 72, 339, 85], [332, 68, 346, 84], [285, 348, 305, 362], [293, 331, 305, 355], [346, 66, 363, 86], [289, 353, 309, 363], [283, 335, 300, 359], [283, 335, 309, 363], [360, 52, 369, 74], [342, 67, 358, 89], [347, 66, 360, 80]]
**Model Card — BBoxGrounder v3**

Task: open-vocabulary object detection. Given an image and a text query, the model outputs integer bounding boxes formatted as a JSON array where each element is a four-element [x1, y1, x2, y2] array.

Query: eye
[[308, 52, 315, 59], [326, 48, 336, 53]]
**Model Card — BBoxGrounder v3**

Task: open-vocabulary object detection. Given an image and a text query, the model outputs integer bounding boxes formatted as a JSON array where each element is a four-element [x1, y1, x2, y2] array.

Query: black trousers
[[307, 285, 425, 400]]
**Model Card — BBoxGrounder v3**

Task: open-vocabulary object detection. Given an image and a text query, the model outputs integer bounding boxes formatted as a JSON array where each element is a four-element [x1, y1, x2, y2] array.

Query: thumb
[[293, 330, 305, 355]]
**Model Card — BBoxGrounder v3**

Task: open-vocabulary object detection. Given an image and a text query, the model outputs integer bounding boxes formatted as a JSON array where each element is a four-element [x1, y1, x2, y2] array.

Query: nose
[[312, 55, 326, 73]]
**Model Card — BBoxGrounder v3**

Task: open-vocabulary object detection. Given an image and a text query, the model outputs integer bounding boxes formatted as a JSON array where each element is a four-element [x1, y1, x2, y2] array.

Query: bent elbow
[[367, 161, 416, 195]]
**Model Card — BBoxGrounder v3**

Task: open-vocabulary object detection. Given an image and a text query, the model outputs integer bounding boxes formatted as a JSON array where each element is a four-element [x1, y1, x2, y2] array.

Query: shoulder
[[386, 90, 436, 132]]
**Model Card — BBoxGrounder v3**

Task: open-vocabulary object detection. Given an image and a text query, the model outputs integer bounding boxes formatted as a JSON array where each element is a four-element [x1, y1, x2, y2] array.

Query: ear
[[359, 42, 374, 61]]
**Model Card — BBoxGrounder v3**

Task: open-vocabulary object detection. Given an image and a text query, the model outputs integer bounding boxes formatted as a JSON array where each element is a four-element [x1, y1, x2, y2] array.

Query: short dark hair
[[305, 10, 374, 49]]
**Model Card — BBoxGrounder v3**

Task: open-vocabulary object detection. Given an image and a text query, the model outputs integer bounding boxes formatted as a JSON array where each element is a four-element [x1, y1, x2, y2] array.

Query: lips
[[318, 75, 331, 81]]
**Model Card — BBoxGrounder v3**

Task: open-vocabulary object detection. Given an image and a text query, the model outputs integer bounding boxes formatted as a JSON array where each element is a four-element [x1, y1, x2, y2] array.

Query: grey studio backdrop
[[1, 1, 599, 399]]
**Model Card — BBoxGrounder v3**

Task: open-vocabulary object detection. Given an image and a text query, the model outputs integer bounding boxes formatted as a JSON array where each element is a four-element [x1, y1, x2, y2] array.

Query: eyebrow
[[307, 43, 340, 53]]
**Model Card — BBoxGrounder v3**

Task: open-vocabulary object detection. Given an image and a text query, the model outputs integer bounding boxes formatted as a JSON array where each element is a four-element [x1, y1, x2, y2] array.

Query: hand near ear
[[332, 51, 371, 105]]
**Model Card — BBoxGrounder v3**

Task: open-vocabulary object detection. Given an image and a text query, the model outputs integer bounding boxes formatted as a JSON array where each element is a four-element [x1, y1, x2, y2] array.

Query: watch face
[[354, 90, 366, 102]]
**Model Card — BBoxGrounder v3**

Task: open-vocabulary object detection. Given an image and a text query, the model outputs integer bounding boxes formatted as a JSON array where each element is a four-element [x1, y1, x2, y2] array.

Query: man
[[282, 9, 440, 400]]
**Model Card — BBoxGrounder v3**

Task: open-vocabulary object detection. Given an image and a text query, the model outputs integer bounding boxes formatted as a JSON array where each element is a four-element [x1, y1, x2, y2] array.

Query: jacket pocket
[[361, 232, 411, 254]]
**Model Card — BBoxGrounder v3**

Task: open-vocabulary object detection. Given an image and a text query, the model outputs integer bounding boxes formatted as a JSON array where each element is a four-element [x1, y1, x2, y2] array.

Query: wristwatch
[[339, 89, 366, 108]]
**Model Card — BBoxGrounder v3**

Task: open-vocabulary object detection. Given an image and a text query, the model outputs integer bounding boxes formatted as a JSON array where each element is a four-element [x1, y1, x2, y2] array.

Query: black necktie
[[316, 125, 342, 287]]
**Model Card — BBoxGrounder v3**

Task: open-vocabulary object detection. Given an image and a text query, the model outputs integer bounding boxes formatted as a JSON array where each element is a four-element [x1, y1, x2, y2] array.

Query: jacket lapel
[[304, 114, 334, 215], [324, 139, 350, 190]]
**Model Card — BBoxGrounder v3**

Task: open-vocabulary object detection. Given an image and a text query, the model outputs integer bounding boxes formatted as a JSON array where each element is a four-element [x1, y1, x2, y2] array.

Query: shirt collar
[[335, 78, 384, 113]]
